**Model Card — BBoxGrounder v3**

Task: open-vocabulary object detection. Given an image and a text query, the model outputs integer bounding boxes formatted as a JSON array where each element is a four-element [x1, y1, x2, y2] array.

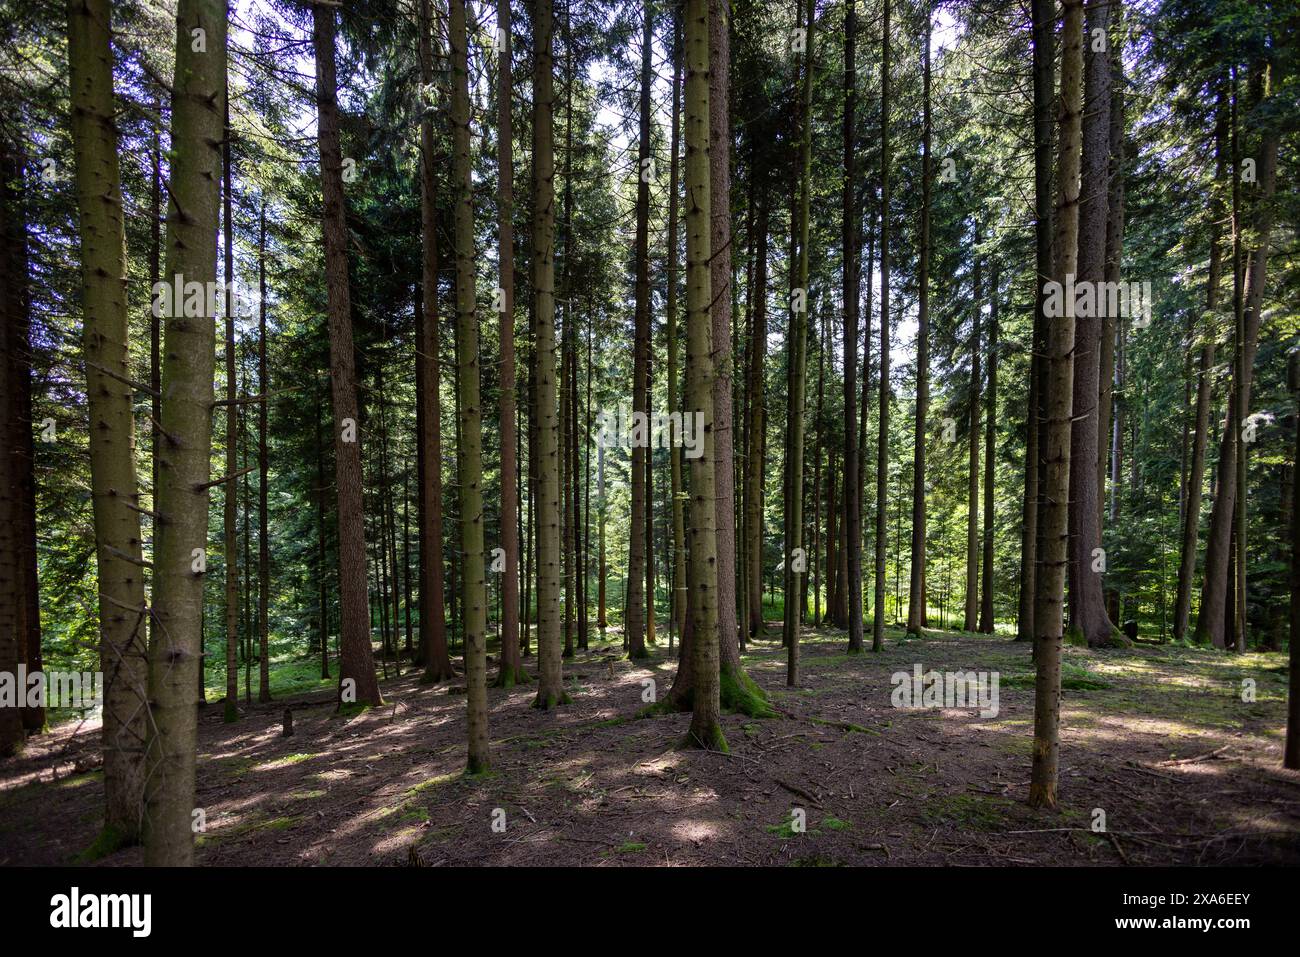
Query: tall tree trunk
[[0, 149, 31, 758], [2, 145, 43, 734], [222, 97, 239, 723], [1097, 13, 1124, 531], [449, 0, 489, 771], [905, 2, 929, 641], [1174, 84, 1226, 641], [145, 0, 227, 864], [709, 0, 743, 688], [1285, 352, 1300, 769], [316, 411, 330, 679], [667, 13, 687, 643], [531, 0, 567, 709], [625, 0, 653, 661], [1066, 0, 1114, 648], [1029, 0, 1082, 811], [683, 0, 724, 750], [980, 260, 998, 633], [784, 0, 815, 682], [417, 0, 454, 683], [1019, 0, 1054, 642], [964, 237, 981, 634], [495, 0, 524, 687], [745, 189, 769, 641], [872, 0, 890, 652], [65, 0, 152, 833], [1195, 67, 1280, 650], [313, 3, 380, 708], [257, 205, 270, 702]]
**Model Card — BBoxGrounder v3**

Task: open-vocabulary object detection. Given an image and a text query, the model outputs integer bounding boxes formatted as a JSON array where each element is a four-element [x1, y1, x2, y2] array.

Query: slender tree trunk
[[1285, 352, 1300, 768], [980, 260, 998, 634], [221, 97, 239, 722], [64, 0, 151, 833], [494, 0, 524, 686], [709, 0, 743, 688], [1019, 0, 1054, 643], [2, 146, 43, 735], [1029, 0, 1082, 811], [667, 14, 687, 643], [1174, 84, 1226, 641], [1097, 14, 1124, 532], [905, 1, 930, 641], [0, 147, 31, 758], [1195, 68, 1280, 649], [316, 412, 330, 678], [1065, 0, 1114, 648], [964, 238, 981, 634], [625, 0, 652, 661], [449, 0, 489, 771], [683, 0, 724, 750], [257, 206, 270, 701], [783, 0, 815, 684], [872, 0, 891, 652], [145, 0, 227, 864], [418, 0, 454, 683], [312, 3, 380, 708], [531, 0, 567, 709], [745, 190, 769, 641]]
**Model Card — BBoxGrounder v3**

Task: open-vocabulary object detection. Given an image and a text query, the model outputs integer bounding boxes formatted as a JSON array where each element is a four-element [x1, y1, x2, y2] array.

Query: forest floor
[[2, 625, 1298, 867]]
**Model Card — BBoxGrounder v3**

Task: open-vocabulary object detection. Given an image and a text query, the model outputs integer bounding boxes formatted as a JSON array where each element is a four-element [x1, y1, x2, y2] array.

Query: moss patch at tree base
[[720, 664, 776, 718], [679, 722, 729, 753], [531, 691, 572, 711], [76, 823, 134, 863], [493, 665, 532, 689]]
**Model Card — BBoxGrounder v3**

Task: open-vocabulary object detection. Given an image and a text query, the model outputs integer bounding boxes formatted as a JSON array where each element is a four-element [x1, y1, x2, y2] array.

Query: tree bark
[[257, 205, 270, 702], [1066, 0, 1114, 648], [531, 0, 567, 710], [872, 0, 891, 652], [784, 0, 815, 682], [449, 0, 489, 771], [145, 0, 227, 864], [964, 235, 981, 633], [905, 2, 929, 641], [683, 0, 724, 751], [1173, 84, 1226, 642], [222, 97, 239, 722], [417, 0, 454, 683], [1019, 0, 1054, 642], [1029, 0, 1082, 812], [626, 0, 653, 661], [494, 0, 524, 687], [980, 260, 998, 634], [1195, 71, 1280, 649]]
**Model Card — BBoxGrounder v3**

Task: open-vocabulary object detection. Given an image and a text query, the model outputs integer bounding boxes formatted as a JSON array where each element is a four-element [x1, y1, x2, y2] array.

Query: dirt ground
[[3, 625, 1298, 867]]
